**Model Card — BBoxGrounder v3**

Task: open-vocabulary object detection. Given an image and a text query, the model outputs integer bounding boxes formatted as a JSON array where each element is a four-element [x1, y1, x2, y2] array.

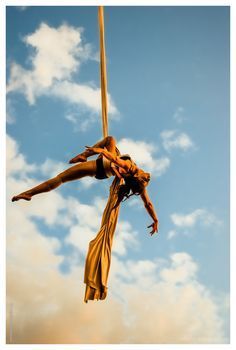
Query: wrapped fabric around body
[[84, 175, 122, 302]]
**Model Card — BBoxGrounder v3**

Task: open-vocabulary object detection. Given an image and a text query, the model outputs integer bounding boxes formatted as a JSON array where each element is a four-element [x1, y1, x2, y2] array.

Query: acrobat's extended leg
[[12, 177, 62, 201], [12, 160, 96, 202], [69, 136, 117, 163]]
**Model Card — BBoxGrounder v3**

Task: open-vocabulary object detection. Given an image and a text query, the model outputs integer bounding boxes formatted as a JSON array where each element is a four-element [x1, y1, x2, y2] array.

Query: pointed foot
[[12, 193, 32, 202], [69, 154, 87, 164]]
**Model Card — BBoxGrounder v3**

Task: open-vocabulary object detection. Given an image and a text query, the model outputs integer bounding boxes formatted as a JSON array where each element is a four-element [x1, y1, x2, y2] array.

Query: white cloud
[[160, 252, 198, 284], [167, 229, 177, 240], [108, 253, 227, 343], [64, 112, 92, 132], [118, 137, 170, 176], [6, 98, 16, 124], [118, 138, 157, 163], [154, 157, 171, 176], [24, 22, 85, 87], [65, 201, 139, 257], [6, 240, 228, 343], [171, 208, 222, 229], [173, 106, 186, 123], [6, 134, 36, 177], [6, 22, 117, 119], [65, 224, 97, 254], [40, 158, 67, 178], [64, 196, 104, 254], [78, 176, 97, 189], [127, 196, 142, 209], [51, 80, 117, 115], [112, 221, 139, 256], [112, 258, 158, 288], [6, 135, 228, 343], [161, 129, 194, 152]]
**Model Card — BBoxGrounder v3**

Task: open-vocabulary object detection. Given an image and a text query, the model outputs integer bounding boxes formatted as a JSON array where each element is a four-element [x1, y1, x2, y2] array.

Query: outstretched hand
[[147, 221, 158, 236]]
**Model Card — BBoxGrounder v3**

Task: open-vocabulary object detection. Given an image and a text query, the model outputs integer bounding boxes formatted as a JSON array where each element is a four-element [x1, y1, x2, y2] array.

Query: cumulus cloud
[[118, 137, 170, 176], [168, 208, 223, 240], [7, 242, 228, 344], [160, 252, 198, 284], [6, 22, 117, 119], [52, 81, 117, 115], [78, 176, 97, 189], [64, 196, 105, 253], [40, 158, 67, 178], [65, 112, 98, 132], [171, 209, 222, 228], [161, 129, 194, 152], [65, 199, 138, 257], [112, 221, 139, 256], [6, 134, 36, 177], [7, 22, 83, 104], [6, 135, 228, 344]]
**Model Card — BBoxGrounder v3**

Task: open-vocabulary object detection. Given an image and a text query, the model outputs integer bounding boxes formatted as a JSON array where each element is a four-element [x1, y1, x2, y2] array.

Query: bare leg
[[69, 136, 117, 163], [12, 160, 97, 202]]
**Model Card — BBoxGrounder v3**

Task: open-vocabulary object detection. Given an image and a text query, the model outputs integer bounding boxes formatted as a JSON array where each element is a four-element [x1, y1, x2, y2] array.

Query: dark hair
[[114, 171, 150, 209]]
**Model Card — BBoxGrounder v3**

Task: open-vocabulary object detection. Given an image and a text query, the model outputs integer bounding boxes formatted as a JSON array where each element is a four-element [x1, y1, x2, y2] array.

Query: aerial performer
[[11, 135, 158, 235], [11, 7, 159, 302]]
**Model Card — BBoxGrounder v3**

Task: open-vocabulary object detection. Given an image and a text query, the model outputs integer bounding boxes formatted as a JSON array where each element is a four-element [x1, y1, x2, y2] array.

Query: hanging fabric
[[98, 5, 109, 138], [84, 6, 122, 302]]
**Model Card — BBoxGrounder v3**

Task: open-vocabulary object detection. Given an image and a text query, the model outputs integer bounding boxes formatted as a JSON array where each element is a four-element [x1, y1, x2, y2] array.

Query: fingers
[[147, 223, 159, 235], [148, 224, 158, 235], [150, 227, 156, 235], [148, 225, 155, 235]]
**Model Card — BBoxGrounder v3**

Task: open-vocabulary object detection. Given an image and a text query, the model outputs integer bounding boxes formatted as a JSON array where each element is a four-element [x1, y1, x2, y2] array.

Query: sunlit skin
[[12, 136, 158, 235]]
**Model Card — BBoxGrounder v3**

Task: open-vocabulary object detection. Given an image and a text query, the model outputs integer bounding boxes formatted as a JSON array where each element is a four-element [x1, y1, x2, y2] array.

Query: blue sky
[[6, 5, 230, 344]]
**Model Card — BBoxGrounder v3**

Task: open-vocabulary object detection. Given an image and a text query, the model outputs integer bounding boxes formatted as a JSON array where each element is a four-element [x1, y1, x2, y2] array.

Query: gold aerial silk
[[84, 176, 122, 302], [84, 6, 121, 302], [98, 6, 109, 138]]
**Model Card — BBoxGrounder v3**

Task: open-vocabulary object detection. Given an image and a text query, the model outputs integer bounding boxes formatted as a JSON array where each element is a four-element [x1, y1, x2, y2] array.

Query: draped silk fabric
[[84, 176, 122, 302], [83, 7, 120, 302]]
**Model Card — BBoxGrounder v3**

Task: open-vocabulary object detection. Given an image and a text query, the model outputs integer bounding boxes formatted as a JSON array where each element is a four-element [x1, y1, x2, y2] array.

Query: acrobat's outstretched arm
[[140, 189, 158, 235]]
